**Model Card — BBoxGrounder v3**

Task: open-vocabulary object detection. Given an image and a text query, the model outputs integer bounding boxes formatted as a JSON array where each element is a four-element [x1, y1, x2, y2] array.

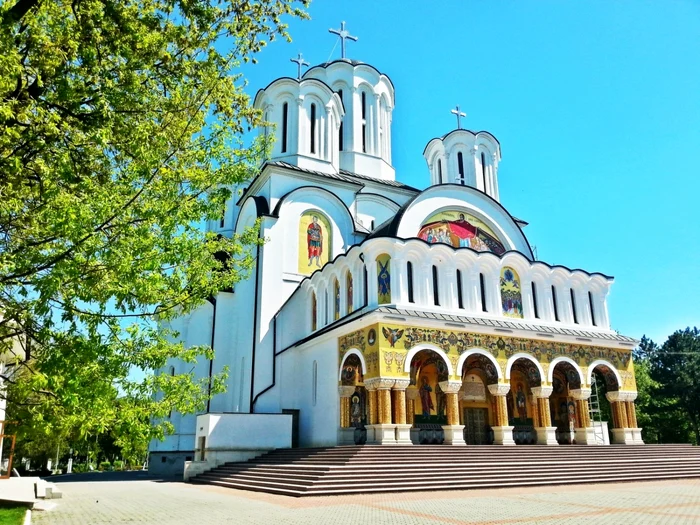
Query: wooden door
[[464, 408, 489, 445]]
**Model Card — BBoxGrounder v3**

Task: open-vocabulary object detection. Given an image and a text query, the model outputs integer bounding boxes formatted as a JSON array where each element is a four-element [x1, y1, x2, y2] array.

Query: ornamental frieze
[[338, 329, 367, 353]]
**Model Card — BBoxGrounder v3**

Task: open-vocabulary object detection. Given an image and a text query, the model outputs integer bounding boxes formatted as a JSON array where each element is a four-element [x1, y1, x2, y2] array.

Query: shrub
[[99, 461, 111, 471], [113, 460, 124, 471]]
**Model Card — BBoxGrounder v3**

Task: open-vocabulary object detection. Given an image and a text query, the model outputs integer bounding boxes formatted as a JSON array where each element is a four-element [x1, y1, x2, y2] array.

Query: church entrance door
[[464, 408, 489, 445]]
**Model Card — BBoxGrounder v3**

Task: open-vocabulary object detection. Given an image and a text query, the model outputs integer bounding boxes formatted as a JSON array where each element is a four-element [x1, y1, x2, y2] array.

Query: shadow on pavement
[[48, 470, 168, 484]]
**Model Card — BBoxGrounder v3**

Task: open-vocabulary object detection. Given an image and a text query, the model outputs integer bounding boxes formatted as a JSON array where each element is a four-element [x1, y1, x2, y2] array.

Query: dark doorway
[[282, 409, 300, 448], [464, 408, 489, 445]]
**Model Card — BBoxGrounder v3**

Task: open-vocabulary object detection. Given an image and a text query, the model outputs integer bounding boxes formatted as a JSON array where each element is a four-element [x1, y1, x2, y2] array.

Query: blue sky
[[239, 0, 700, 345]]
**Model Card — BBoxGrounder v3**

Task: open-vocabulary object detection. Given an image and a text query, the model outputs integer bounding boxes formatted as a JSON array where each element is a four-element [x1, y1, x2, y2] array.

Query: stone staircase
[[190, 444, 700, 497]]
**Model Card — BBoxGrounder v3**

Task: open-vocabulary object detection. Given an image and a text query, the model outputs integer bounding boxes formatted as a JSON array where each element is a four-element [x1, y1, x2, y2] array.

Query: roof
[[266, 161, 420, 192], [375, 306, 638, 343]]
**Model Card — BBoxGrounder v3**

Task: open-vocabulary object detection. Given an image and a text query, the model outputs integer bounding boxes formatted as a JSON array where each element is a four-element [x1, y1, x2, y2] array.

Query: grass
[[0, 505, 27, 525]]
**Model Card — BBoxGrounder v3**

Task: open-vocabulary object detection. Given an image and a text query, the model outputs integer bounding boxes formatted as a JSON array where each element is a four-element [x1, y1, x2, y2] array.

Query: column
[[570, 388, 596, 445], [390, 255, 405, 304], [406, 386, 418, 444], [393, 379, 412, 444], [366, 257, 379, 307], [531, 386, 558, 445], [372, 94, 380, 155], [366, 378, 397, 444], [442, 263, 458, 310], [337, 386, 356, 445], [491, 153, 500, 200], [440, 381, 466, 445], [607, 391, 640, 445], [488, 384, 515, 445], [364, 379, 378, 443]]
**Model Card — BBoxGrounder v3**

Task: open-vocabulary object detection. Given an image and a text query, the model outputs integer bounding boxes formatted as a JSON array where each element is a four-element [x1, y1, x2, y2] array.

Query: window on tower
[[432, 265, 440, 306], [480, 273, 487, 312], [456, 269, 464, 309], [552, 285, 560, 322], [588, 291, 597, 326], [437, 159, 443, 184], [361, 92, 367, 153], [310, 103, 316, 154], [570, 288, 579, 324], [337, 90, 344, 151], [407, 261, 414, 303], [457, 152, 465, 184], [281, 102, 288, 153], [481, 152, 487, 191], [532, 281, 540, 319]]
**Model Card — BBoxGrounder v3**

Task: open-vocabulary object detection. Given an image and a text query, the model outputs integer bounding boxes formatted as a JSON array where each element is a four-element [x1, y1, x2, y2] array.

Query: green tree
[[1, 0, 307, 456]]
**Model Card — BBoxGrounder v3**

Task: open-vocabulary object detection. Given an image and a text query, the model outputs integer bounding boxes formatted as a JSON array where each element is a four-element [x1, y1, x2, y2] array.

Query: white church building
[[149, 26, 642, 478]]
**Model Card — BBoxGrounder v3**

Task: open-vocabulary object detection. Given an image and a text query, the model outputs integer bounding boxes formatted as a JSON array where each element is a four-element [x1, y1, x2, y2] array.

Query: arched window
[[361, 92, 367, 153], [456, 269, 464, 309], [337, 90, 344, 151], [570, 288, 579, 324], [312, 360, 318, 406], [281, 102, 288, 153], [457, 152, 465, 184], [310, 103, 316, 154], [481, 152, 487, 191], [377, 254, 391, 304], [437, 159, 443, 184], [532, 281, 540, 319], [551, 285, 560, 322], [588, 291, 597, 326], [333, 279, 340, 320], [500, 267, 523, 318], [346, 272, 354, 314], [407, 262, 414, 303], [432, 265, 440, 306], [311, 292, 317, 331], [480, 273, 487, 312], [363, 266, 368, 306]]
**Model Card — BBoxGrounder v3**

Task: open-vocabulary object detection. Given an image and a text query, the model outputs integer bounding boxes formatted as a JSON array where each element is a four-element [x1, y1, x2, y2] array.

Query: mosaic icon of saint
[[377, 258, 390, 297], [419, 376, 434, 417], [516, 384, 527, 420], [307, 215, 323, 267]]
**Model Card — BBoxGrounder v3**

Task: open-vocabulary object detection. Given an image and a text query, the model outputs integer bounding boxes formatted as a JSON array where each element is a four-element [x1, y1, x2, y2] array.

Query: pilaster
[[488, 383, 514, 445], [531, 385, 557, 445]]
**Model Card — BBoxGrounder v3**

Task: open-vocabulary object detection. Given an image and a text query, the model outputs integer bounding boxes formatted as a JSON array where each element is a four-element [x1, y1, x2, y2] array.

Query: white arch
[[403, 344, 454, 377], [587, 359, 623, 389], [338, 348, 367, 381], [505, 353, 546, 381], [456, 349, 502, 379], [548, 356, 586, 385]]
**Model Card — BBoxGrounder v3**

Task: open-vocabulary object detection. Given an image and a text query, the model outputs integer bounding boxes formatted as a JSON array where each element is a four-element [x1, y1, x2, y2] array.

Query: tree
[[649, 327, 700, 444], [1, 0, 308, 456]]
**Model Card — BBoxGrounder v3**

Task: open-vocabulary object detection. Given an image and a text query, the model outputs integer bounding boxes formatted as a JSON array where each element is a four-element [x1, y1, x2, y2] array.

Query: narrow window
[[311, 292, 317, 331], [361, 92, 367, 153], [480, 273, 487, 312], [363, 266, 368, 306], [407, 262, 414, 303], [312, 361, 318, 406], [551, 285, 560, 322], [281, 102, 288, 153], [310, 103, 316, 154], [531, 281, 540, 319], [337, 90, 344, 151], [456, 270, 464, 309], [432, 266, 440, 306], [457, 152, 465, 184], [588, 291, 597, 326], [219, 207, 225, 228], [438, 159, 443, 184], [570, 288, 579, 324], [481, 152, 487, 191]]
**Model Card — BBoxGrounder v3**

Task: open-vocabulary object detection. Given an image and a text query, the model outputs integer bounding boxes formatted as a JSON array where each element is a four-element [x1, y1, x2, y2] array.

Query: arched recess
[[587, 359, 623, 390], [403, 344, 454, 377], [505, 353, 545, 381], [547, 356, 585, 385], [456, 349, 502, 380], [338, 349, 367, 380]]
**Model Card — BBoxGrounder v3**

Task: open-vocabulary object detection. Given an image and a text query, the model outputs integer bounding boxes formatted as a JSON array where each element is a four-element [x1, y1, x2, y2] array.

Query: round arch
[[587, 359, 623, 389], [403, 344, 454, 377], [456, 349, 502, 379], [548, 356, 586, 385], [338, 349, 367, 381], [505, 353, 546, 381]]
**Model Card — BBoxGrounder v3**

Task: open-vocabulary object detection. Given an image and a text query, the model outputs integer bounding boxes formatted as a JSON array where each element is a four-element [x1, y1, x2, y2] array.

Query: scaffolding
[[588, 374, 606, 445]]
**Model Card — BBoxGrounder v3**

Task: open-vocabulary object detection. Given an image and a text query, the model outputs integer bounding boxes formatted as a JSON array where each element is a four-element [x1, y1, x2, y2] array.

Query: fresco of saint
[[419, 376, 434, 417], [417, 210, 506, 255], [516, 383, 527, 421], [307, 215, 323, 267]]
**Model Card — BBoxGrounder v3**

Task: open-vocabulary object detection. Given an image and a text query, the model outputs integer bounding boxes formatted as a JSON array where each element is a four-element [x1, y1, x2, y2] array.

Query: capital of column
[[338, 386, 356, 398], [530, 386, 553, 399], [374, 378, 397, 390], [488, 383, 511, 397], [364, 378, 381, 391], [392, 379, 410, 391], [606, 390, 638, 403], [296, 95, 304, 107], [570, 388, 592, 400], [439, 380, 463, 394], [405, 386, 419, 400]]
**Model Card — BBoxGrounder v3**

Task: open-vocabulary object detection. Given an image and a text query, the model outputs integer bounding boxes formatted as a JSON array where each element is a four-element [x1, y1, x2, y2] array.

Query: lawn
[[0, 505, 27, 525]]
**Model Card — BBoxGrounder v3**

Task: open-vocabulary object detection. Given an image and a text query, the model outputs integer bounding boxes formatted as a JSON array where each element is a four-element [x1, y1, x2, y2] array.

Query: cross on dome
[[451, 105, 467, 129], [329, 21, 358, 60], [290, 52, 310, 79]]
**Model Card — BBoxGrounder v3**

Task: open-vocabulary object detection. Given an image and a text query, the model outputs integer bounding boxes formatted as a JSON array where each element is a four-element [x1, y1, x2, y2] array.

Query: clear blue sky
[[240, 0, 700, 345]]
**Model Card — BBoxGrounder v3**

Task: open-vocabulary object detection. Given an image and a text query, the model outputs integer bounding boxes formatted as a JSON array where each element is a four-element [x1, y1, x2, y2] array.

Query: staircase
[[190, 445, 700, 497]]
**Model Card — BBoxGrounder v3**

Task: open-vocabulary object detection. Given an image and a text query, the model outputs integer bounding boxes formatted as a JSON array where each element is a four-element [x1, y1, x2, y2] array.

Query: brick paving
[[33, 475, 700, 525]]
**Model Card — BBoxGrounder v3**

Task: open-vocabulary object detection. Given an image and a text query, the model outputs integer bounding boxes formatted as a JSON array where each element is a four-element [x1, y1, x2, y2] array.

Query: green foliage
[[0, 0, 308, 462], [113, 459, 124, 471], [99, 460, 112, 471], [633, 331, 700, 444]]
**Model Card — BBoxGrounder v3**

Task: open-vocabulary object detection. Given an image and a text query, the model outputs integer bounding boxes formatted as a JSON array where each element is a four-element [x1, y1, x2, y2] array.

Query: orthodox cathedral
[[149, 24, 643, 477]]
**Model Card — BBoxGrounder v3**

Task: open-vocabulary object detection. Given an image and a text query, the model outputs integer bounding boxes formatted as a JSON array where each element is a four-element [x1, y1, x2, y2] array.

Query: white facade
[[150, 57, 636, 475]]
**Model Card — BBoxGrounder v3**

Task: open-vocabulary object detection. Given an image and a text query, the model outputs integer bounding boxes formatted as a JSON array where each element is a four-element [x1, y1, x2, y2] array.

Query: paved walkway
[[33, 475, 700, 524]]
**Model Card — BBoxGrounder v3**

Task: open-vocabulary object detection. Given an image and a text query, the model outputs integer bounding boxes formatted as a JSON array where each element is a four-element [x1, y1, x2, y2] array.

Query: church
[[148, 23, 643, 478]]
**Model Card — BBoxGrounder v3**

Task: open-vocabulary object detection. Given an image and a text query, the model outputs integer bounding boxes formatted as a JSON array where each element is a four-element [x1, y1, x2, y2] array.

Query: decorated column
[[364, 378, 379, 444], [531, 386, 558, 446], [440, 380, 466, 445], [607, 391, 643, 445], [405, 386, 418, 427], [570, 388, 596, 445], [338, 386, 356, 445], [393, 379, 412, 445], [366, 378, 397, 444], [488, 383, 515, 445]]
